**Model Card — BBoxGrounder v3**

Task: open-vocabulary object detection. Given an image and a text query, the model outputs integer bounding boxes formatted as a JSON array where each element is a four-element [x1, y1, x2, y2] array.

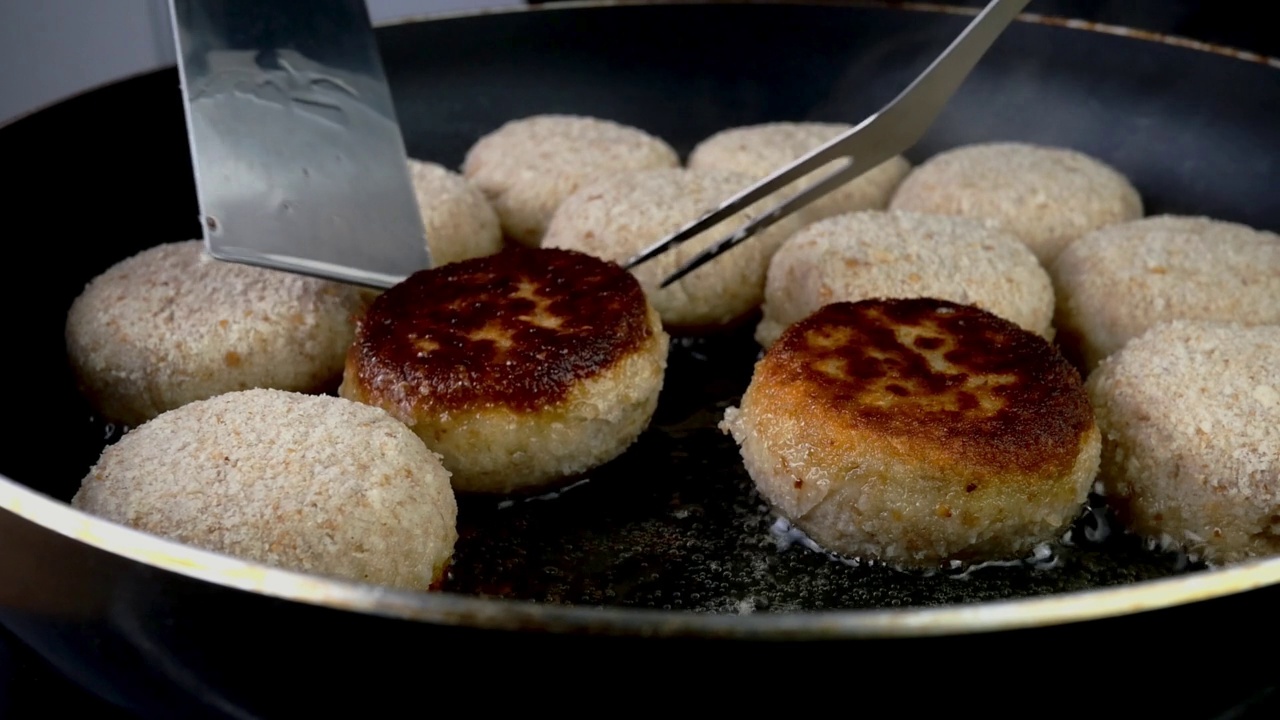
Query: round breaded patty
[[72, 389, 458, 591], [462, 114, 679, 246], [721, 298, 1100, 569], [1087, 321, 1280, 565], [65, 241, 373, 427], [687, 122, 911, 226], [756, 210, 1055, 347], [340, 247, 669, 494], [889, 142, 1143, 265], [1051, 215, 1280, 371], [407, 159, 503, 266], [543, 167, 804, 332]]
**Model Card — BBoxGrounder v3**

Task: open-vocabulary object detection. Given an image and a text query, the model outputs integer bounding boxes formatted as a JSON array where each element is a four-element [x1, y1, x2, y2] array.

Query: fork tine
[[873, 0, 1030, 142], [657, 157, 877, 288], [621, 138, 855, 271], [625, 0, 1028, 281]]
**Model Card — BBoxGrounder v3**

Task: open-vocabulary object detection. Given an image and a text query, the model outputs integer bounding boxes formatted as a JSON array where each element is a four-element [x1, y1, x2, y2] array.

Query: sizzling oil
[[69, 322, 1195, 612], [439, 325, 1195, 611]]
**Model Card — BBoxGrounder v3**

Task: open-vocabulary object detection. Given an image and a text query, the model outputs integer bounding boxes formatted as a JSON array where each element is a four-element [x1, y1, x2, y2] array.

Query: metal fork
[[624, 0, 1030, 287]]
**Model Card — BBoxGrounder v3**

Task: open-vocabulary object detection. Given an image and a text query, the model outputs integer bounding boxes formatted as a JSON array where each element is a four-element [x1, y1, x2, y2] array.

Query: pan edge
[[376, 1, 1280, 69], [4, 473, 1279, 639], [4, 0, 1278, 640]]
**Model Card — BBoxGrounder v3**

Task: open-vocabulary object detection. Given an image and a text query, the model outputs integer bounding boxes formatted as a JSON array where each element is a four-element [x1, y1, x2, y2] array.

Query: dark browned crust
[[346, 247, 653, 413], [760, 298, 1094, 477]]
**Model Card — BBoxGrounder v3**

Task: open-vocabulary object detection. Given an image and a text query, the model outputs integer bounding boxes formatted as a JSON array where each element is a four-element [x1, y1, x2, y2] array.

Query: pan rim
[[4, 0, 1279, 639], [5, 469, 1280, 637], [384, 0, 1280, 69]]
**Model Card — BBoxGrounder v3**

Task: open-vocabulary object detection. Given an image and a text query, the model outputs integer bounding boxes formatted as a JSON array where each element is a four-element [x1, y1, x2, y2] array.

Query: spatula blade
[[168, 0, 430, 289]]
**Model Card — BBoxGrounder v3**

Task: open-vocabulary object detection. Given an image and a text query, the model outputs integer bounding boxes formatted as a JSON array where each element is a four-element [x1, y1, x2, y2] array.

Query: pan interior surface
[[1, 3, 1277, 624]]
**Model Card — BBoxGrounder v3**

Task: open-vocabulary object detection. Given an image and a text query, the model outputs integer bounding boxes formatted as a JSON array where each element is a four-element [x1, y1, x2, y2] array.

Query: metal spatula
[[169, 0, 430, 289]]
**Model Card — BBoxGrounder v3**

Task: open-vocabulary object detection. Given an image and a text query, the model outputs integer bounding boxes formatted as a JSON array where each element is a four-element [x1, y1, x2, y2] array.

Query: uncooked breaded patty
[[1051, 215, 1280, 371], [65, 241, 373, 427], [72, 389, 458, 591], [721, 298, 1100, 569], [407, 159, 503, 265], [340, 247, 669, 494], [1087, 321, 1280, 565], [462, 114, 679, 246], [756, 210, 1055, 347], [687, 122, 911, 227], [889, 142, 1143, 265], [543, 167, 805, 332]]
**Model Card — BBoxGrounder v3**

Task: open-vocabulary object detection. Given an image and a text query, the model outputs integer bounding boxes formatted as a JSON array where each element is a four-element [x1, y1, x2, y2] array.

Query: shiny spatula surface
[[169, 0, 430, 288]]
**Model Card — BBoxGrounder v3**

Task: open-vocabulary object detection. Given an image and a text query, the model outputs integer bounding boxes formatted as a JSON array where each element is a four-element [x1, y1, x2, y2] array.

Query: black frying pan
[[2, 2, 1278, 717]]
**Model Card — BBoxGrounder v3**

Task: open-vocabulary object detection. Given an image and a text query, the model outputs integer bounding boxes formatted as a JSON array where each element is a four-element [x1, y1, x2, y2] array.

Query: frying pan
[[2, 2, 1278, 717]]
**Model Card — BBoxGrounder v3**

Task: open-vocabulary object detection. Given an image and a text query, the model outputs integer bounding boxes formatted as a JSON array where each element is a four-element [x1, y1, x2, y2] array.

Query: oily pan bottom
[[2, 3, 1278, 615]]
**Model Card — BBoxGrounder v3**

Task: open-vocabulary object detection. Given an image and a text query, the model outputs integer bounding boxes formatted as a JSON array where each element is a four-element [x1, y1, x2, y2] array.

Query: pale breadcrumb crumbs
[[1087, 321, 1280, 565], [544, 167, 804, 332], [462, 114, 679, 246], [73, 389, 458, 590], [688, 122, 910, 227], [890, 141, 1142, 265], [407, 159, 503, 265], [1052, 215, 1280, 370], [756, 209, 1054, 346], [65, 240, 373, 426]]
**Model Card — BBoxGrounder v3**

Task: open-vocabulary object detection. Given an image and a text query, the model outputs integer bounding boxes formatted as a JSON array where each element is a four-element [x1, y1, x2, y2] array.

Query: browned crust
[[757, 298, 1094, 478], [344, 247, 653, 414]]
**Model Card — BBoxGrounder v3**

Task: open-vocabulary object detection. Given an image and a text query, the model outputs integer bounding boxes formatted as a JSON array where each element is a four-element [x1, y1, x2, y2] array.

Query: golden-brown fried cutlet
[[341, 247, 669, 494], [721, 297, 1100, 569]]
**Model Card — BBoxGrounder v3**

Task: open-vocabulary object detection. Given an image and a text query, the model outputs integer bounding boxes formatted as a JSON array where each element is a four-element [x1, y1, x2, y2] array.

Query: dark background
[[2, 1, 1275, 717], [522, 0, 1280, 56], [932, 0, 1278, 56]]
